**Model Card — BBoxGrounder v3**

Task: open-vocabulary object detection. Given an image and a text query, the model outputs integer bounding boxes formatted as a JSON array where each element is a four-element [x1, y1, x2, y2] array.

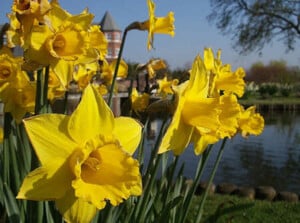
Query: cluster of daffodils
[[159, 48, 264, 155], [0, 0, 264, 223]]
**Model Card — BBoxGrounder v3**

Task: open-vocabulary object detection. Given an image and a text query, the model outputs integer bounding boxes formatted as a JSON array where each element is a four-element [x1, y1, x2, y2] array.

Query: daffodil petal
[[51, 59, 73, 88], [68, 84, 114, 144], [17, 161, 73, 200], [72, 143, 141, 208], [158, 99, 194, 155], [56, 188, 98, 223], [182, 98, 221, 131], [192, 132, 218, 155], [23, 114, 76, 165], [187, 55, 209, 97], [114, 117, 142, 155]]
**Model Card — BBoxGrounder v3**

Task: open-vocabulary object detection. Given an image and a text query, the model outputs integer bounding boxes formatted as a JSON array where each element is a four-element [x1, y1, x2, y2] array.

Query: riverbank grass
[[187, 194, 300, 223], [239, 96, 300, 105]]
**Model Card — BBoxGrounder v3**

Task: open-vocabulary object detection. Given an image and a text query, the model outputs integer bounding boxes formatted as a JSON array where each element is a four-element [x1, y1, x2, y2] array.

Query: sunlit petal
[[114, 117, 142, 155], [68, 85, 114, 144], [23, 114, 76, 165]]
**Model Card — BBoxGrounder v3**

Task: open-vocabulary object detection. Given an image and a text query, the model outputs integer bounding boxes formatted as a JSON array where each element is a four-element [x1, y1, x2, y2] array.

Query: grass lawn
[[187, 194, 300, 223], [239, 97, 300, 105]]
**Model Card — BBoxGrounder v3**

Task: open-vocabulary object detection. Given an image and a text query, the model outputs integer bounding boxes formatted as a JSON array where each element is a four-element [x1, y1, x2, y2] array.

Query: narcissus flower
[[0, 47, 36, 123], [101, 59, 128, 85], [17, 84, 142, 223], [131, 88, 150, 113], [137, 59, 166, 79], [1, 82, 36, 123], [157, 76, 178, 97], [73, 62, 99, 90], [8, 0, 51, 48], [158, 56, 221, 155], [0, 46, 28, 89], [238, 106, 264, 137], [159, 49, 264, 156], [203, 48, 245, 97], [19, 1, 106, 87], [140, 0, 175, 50]]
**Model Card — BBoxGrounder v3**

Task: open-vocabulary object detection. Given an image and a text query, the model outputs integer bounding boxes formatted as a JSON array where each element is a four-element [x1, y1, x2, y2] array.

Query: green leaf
[[3, 183, 21, 223]]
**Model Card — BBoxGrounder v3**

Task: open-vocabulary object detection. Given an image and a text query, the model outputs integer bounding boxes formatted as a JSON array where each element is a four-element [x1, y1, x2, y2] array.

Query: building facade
[[99, 11, 122, 63]]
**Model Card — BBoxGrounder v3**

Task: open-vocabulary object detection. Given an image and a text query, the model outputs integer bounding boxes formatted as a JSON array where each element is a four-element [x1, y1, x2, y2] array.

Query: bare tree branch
[[208, 0, 300, 54]]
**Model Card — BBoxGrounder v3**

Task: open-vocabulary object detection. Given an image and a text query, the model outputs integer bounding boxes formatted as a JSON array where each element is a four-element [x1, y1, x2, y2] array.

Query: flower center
[[53, 35, 65, 52], [0, 67, 11, 79], [82, 156, 101, 171], [17, 0, 31, 10]]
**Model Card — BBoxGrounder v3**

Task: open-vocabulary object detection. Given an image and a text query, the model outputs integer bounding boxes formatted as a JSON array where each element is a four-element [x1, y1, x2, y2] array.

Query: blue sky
[[1, 0, 299, 70]]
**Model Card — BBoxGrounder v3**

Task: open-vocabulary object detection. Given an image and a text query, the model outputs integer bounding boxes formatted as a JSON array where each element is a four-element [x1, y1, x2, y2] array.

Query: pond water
[[146, 109, 300, 194]]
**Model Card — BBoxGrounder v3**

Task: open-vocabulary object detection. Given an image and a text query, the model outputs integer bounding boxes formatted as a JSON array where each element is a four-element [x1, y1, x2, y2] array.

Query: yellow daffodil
[[190, 94, 241, 154], [204, 48, 245, 97], [0, 48, 35, 123], [131, 88, 150, 113], [1, 82, 36, 123], [73, 62, 99, 90], [159, 49, 264, 156], [101, 59, 128, 85], [159, 55, 221, 155], [12, 0, 51, 17], [88, 25, 108, 61], [92, 83, 108, 96], [137, 59, 167, 79], [17, 84, 142, 223], [6, 12, 23, 47], [0, 46, 28, 90], [147, 59, 166, 79], [238, 106, 264, 137], [140, 0, 175, 50], [157, 76, 178, 97], [20, 1, 106, 88], [8, 0, 51, 48], [47, 68, 66, 101]]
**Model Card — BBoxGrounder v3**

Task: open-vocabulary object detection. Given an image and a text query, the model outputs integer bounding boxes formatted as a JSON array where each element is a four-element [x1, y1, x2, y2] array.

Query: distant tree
[[246, 60, 300, 84], [208, 0, 300, 53]]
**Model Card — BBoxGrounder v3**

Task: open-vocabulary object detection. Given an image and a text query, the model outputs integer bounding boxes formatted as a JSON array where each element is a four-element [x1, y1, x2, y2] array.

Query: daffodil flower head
[[9, 0, 51, 48], [73, 62, 99, 90], [47, 68, 67, 101], [140, 0, 175, 50], [203, 48, 245, 97], [238, 105, 264, 137], [20, 1, 105, 83], [1, 82, 36, 123], [158, 50, 262, 156], [131, 88, 150, 113], [147, 58, 166, 79], [17, 84, 142, 222], [157, 76, 178, 97], [101, 59, 128, 85], [0, 47, 27, 86]]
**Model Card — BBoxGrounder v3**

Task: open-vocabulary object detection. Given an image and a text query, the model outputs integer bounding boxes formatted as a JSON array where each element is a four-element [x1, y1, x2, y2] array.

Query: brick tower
[[99, 11, 122, 63]]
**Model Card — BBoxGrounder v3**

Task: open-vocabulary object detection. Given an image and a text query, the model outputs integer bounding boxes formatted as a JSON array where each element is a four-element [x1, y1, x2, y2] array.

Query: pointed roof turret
[[99, 11, 121, 32]]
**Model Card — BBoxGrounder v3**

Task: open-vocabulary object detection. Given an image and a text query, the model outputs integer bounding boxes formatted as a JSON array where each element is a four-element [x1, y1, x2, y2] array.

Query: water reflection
[[147, 110, 300, 194]]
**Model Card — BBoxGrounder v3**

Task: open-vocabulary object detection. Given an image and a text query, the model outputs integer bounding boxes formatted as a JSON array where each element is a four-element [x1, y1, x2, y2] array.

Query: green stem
[[2, 113, 13, 184], [34, 66, 50, 114], [108, 29, 128, 107], [134, 118, 169, 222], [43, 66, 49, 112], [137, 117, 150, 167], [178, 144, 213, 223], [34, 69, 43, 115], [195, 138, 228, 223]]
